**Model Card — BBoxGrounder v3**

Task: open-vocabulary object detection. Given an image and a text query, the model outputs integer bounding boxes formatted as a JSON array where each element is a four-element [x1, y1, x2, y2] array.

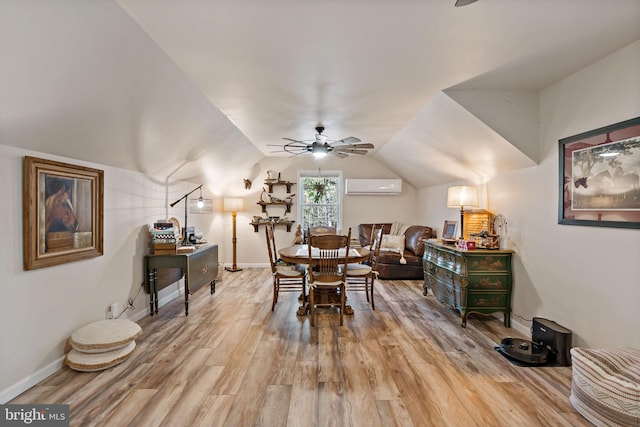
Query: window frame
[[297, 170, 343, 232]]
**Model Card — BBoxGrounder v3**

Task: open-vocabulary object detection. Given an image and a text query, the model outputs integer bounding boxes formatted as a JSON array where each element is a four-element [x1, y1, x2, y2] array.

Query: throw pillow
[[381, 234, 404, 252]]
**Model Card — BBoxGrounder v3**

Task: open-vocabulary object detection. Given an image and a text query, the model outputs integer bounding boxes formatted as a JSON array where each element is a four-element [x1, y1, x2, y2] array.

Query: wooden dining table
[[278, 244, 370, 316]]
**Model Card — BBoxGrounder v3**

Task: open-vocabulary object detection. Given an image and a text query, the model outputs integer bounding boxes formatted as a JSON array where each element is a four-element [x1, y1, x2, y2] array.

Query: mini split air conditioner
[[344, 179, 402, 195]]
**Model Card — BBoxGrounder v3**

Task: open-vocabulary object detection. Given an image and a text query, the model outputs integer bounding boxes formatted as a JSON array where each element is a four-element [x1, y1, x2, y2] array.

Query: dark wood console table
[[144, 244, 219, 316]]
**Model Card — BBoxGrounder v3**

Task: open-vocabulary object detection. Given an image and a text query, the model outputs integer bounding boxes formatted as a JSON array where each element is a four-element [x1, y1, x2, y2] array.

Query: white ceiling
[[114, 0, 640, 187], [4, 1, 640, 190]]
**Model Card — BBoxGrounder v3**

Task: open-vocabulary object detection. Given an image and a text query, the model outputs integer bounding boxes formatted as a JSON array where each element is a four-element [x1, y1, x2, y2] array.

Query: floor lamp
[[224, 197, 244, 272], [170, 184, 203, 246], [447, 186, 478, 240]]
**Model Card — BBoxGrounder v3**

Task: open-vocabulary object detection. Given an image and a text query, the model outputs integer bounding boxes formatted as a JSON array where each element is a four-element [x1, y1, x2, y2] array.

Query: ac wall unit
[[344, 179, 402, 195]]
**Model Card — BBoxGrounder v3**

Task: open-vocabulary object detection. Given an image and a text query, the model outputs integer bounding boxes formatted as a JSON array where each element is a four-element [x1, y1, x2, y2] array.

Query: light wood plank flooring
[[11, 268, 588, 426]]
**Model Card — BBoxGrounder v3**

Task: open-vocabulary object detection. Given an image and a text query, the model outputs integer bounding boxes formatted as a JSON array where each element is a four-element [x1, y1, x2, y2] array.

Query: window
[[298, 170, 342, 230]]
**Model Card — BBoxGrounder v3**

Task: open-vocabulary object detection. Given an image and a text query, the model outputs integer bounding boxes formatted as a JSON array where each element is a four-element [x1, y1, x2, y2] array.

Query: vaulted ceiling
[[3, 1, 640, 191]]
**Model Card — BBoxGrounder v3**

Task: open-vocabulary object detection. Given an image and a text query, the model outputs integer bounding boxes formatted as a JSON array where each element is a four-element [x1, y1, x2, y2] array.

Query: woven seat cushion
[[65, 341, 136, 372], [69, 319, 141, 353], [569, 347, 640, 427], [346, 263, 372, 276], [275, 264, 306, 276]]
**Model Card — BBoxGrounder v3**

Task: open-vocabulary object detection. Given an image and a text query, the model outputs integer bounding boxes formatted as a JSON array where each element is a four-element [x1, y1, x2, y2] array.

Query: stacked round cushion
[[65, 319, 141, 372], [569, 347, 640, 426]]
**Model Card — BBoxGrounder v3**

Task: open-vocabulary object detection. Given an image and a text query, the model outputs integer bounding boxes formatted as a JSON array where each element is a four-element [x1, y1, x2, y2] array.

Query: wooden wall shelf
[[250, 221, 295, 232], [257, 201, 292, 214], [264, 180, 295, 193]]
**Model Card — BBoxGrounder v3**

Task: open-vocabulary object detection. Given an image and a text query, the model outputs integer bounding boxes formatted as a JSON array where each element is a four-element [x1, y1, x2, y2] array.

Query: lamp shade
[[447, 186, 478, 208], [223, 197, 244, 212]]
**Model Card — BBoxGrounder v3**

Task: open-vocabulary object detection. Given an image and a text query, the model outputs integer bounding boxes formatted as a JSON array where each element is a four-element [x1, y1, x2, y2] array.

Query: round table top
[[278, 244, 369, 265]]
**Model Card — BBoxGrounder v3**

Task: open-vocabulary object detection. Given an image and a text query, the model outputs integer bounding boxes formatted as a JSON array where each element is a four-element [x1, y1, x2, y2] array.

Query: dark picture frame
[[558, 116, 640, 229], [23, 156, 104, 270], [442, 220, 458, 240]]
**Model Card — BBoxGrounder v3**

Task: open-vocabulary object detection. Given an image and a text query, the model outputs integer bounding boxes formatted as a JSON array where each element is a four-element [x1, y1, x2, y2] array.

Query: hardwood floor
[[11, 268, 589, 426]]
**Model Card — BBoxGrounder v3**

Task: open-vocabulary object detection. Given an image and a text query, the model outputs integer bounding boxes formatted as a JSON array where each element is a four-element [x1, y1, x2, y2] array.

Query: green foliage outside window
[[300, 176, 339, 229]]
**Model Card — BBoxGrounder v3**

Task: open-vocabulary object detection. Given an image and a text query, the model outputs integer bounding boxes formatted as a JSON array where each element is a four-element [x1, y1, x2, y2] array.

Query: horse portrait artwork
[[43, 178, 79, 252], [23, 156, 104, 270], [45, 183, 78, 234], [570, 137, 640, 210]]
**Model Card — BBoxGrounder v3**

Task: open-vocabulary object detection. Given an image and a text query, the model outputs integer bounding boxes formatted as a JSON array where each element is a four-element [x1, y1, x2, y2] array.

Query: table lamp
[[224, 197, 244, 272], [447, 186, 478, 239]]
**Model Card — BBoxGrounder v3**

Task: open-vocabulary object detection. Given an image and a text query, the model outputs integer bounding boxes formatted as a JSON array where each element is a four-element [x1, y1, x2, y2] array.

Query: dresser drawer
[[466, 292, 508, 309], [466, 254, 511, 273], [466, 274, 510, 290]]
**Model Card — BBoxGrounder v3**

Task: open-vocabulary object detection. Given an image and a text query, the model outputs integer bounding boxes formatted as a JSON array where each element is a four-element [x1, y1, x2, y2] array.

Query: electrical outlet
[[110, 302, 120, 319]]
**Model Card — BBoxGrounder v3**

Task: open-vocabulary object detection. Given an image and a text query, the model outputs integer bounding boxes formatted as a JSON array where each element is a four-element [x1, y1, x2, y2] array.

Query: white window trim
[[297, 170, 343, 231]]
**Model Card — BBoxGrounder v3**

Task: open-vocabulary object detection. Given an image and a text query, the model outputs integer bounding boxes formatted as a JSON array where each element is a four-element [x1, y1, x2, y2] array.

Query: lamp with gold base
[[224, 197, 244, 272], [447, 186, 478, 240]]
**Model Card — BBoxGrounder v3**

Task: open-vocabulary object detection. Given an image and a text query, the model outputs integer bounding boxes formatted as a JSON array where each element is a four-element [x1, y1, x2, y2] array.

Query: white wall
[[418, 41, 640, 349], [224, 155, 418, 267], [0, 145, 221, 402]]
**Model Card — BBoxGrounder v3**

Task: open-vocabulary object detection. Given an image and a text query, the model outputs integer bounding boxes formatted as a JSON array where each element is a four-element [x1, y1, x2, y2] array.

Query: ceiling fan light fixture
[[313, 151, 328, 159]]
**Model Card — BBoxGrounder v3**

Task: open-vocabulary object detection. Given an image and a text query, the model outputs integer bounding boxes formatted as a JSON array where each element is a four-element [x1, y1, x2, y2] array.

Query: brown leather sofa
[[358, 223, 435, 280]]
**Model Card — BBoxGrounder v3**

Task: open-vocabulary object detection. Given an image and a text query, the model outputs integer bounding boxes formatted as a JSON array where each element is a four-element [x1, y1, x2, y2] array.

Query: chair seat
[[312, 280, 346, 288], [275, 264, 306, 276], [346, 263, 372, 276]]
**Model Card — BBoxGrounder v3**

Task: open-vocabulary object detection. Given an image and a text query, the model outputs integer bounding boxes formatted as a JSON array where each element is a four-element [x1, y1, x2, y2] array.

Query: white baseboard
[[0, 356, 65, 404], [0, 288, 183, 404]]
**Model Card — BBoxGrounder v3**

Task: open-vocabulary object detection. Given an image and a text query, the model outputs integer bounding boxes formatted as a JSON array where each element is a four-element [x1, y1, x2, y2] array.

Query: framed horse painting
[[23, 156, 104, 270], [558, 116, 640, 229]]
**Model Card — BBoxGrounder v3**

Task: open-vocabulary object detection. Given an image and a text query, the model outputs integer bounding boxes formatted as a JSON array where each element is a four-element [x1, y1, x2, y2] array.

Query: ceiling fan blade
[[331, 151, 349, 158], [333, 148, 368, 155], [347, 143, 374, 149], [455, 0, 478, 6], [282, 137, 304, 143], [335, 136, 362, 144]]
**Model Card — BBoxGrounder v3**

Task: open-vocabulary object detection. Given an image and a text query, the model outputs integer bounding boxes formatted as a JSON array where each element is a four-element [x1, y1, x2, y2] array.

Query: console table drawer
[[188, 246, 219, 293]]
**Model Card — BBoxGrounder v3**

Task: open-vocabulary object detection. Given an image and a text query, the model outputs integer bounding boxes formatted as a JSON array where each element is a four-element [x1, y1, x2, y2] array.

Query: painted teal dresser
[[422, 240, 513, 327]]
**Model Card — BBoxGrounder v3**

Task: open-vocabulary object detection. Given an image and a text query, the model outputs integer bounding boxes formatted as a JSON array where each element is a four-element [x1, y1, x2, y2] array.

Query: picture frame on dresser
[[442, 220, 458, 240], [558, 116, 640, 229], [23, 156, 104, 270]]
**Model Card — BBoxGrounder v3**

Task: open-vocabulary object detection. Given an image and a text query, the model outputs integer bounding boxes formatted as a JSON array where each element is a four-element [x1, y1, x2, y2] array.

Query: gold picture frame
[[23, 156, 104, 270]]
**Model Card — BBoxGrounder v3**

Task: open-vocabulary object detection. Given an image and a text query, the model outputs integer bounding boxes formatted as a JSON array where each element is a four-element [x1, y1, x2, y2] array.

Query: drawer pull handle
[[201, 264, 208, 274]]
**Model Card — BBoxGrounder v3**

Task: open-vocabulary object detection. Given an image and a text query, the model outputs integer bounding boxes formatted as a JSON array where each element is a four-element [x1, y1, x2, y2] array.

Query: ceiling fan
[[455, 0, 478, 6], [270, 126, 374, 159]]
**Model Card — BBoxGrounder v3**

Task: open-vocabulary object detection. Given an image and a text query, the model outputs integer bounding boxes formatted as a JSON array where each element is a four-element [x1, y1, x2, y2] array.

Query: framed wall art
[[23, 156, 104, 270], [558, 116, 640, 229]]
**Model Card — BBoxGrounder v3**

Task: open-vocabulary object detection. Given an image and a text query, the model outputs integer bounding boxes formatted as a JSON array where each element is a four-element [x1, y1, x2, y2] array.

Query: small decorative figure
[[260, 187, 270, 203], [292, 224, 303, 244], [243, 178, 252, 190]]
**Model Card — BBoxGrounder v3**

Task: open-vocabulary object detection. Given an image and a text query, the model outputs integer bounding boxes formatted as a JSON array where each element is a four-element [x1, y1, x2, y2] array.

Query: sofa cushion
[[376, 251, 422, 266], [381, 234, 405, 253], [358, 223, 392, 248], [404, 225, 433, 257]]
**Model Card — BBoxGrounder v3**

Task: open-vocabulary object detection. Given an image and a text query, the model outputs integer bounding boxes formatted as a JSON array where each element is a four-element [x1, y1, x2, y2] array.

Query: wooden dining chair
[[303, 225, 336, 243], [346, 226, 383, 309], [307, 228, 351, 326], [265, 224, 307, 312]]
